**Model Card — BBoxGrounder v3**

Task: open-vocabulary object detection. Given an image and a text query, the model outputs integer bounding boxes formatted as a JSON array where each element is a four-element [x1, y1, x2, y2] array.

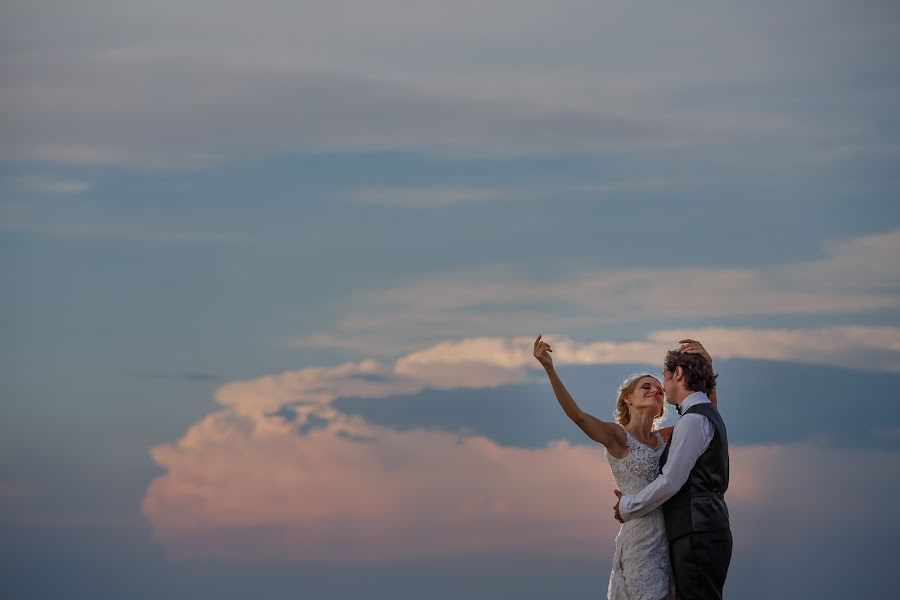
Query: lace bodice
[[605, 428, 666, 495], [604, 427, 673, 600]]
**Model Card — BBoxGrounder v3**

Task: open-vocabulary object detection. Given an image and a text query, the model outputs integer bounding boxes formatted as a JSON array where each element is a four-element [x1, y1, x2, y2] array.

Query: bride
[[533, 335, 715, 600]]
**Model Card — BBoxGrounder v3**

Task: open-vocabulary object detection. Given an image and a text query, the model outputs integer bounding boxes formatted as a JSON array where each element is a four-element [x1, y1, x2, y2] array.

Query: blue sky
[[2, 1, 900, 598]]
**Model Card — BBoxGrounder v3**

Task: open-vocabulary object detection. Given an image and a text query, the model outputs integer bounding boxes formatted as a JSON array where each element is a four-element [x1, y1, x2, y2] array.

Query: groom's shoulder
[[687, 402, 728, 436], [673, 411, 707, 431], [685, 401, 720, 420]]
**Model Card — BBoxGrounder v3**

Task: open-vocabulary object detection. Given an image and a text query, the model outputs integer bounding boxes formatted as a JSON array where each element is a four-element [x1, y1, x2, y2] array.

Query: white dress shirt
[[619, 391, 714, 521]]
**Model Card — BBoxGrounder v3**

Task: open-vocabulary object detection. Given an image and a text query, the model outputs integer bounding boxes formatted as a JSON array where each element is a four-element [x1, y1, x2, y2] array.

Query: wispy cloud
[[350, 186, 515, 207], [122, 369, 226, 383], [288, 230, 900, 355], [0, 219, 296, 245], [3, 0, 895, 168], [362, 230, 900, 319], [348, 178, 690, 207], [17, 174, 92, 194]]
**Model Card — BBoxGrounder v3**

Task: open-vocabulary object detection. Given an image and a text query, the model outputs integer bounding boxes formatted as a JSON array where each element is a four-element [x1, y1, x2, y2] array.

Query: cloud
[[17, 175, 92, 194], [395, 336, 659, 371], [144, 412, 619, 562], [347, 178, 690, 207], [780, 228, 900, 291], [285, 327, 900, 424], [212, 354, 533, 418], [122, 369, 226, 383], [3, 0, 895, 168], [401, 325, 900, 374], [349, 186, 514, 207], [648, 326, 900, 372], [214, 359, 410, 415], [332, 359, 900, 451], [286, 230, 900, 352], [0, 219, 296, 245], [0, 51, 696, 169], [724, 443, 900, 551], [144, 363, 900, 563], [286, 333, 416, 356], [144, 316, 900, 561], [166, 330, 900, 462]]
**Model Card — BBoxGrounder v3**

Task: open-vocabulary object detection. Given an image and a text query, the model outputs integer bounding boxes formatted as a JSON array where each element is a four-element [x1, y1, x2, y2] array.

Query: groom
[[613, 347, 732, 600]]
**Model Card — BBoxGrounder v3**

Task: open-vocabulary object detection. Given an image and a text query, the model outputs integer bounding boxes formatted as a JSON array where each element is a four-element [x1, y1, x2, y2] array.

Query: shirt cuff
[[618, 495, 634, 522]]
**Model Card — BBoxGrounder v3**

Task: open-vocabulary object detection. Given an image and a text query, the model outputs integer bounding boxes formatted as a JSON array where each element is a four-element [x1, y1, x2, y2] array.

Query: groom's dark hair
[[664, 350, 718, 394]]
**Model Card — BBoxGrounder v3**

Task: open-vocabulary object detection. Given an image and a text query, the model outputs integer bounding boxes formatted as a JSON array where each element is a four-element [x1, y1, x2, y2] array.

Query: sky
[[1, 1, 899, 598]]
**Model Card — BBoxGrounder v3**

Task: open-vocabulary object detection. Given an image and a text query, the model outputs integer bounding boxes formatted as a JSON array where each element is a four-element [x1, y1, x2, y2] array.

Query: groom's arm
[[618, 414, 713, 521]]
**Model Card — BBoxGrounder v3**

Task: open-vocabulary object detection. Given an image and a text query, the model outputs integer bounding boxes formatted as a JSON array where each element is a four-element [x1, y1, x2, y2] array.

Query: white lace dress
[[605, 428, 674, 600]]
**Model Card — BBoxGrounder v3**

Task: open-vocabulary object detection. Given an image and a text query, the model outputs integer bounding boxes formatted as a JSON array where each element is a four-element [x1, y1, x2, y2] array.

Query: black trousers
[[669, 528, 733, 600]]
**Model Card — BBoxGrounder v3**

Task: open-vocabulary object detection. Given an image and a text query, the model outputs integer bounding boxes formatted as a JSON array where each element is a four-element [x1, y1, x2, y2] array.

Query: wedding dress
[[605, 428, 674, 600]]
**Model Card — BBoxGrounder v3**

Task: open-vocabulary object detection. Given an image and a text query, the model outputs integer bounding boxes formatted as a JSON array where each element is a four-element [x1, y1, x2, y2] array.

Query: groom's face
[[662, 366, 678, 405]]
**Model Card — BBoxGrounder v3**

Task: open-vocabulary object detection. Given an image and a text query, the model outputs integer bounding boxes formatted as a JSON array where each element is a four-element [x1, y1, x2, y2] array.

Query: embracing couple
[[534, 336, 731, 600]]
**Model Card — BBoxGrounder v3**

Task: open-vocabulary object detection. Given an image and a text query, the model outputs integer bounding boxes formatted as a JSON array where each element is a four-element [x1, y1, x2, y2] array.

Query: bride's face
[[630, 376, 665, 416]]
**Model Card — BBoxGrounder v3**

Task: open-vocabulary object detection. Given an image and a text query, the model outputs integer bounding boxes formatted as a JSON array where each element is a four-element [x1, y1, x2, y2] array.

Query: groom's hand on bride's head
[[613, 489, 624, 523]]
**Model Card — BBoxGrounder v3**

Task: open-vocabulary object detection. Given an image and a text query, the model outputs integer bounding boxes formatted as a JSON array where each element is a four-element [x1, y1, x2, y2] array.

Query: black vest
[[659, 402, 730, 542]]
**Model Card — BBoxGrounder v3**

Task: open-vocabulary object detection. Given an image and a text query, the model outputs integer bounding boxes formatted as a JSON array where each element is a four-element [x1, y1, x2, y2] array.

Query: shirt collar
[[678, 391, 710, 414]]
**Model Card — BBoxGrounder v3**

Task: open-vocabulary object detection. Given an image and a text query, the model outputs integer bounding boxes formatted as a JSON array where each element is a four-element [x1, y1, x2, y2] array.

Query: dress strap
[[654, 430, 665, 451]]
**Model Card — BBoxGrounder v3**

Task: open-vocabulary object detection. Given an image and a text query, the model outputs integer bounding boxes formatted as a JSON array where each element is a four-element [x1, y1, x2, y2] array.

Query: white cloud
[[395, 326, 900, 376], [647, 326, 900, 372], [215, 359, 412, 415], [212, 355, 526, 419], [234, 321, 900, 426]]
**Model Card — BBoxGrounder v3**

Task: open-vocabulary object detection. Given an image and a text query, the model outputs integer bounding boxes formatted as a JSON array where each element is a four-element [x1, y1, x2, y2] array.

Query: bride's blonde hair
[[615, 372, 666, 429]]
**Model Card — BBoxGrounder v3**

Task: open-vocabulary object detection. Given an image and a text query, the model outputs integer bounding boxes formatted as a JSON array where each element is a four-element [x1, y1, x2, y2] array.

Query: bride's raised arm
[[533, 335, 628, 456]]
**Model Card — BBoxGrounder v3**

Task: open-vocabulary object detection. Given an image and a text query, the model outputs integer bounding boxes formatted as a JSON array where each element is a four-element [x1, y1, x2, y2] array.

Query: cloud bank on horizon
[[143, 332, 900, 563]]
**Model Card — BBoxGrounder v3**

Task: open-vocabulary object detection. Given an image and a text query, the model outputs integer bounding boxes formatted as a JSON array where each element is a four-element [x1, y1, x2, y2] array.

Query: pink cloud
[[144, 409, 620, 562], [144, 334, 900, 563], [144, 392, 898, 563]]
